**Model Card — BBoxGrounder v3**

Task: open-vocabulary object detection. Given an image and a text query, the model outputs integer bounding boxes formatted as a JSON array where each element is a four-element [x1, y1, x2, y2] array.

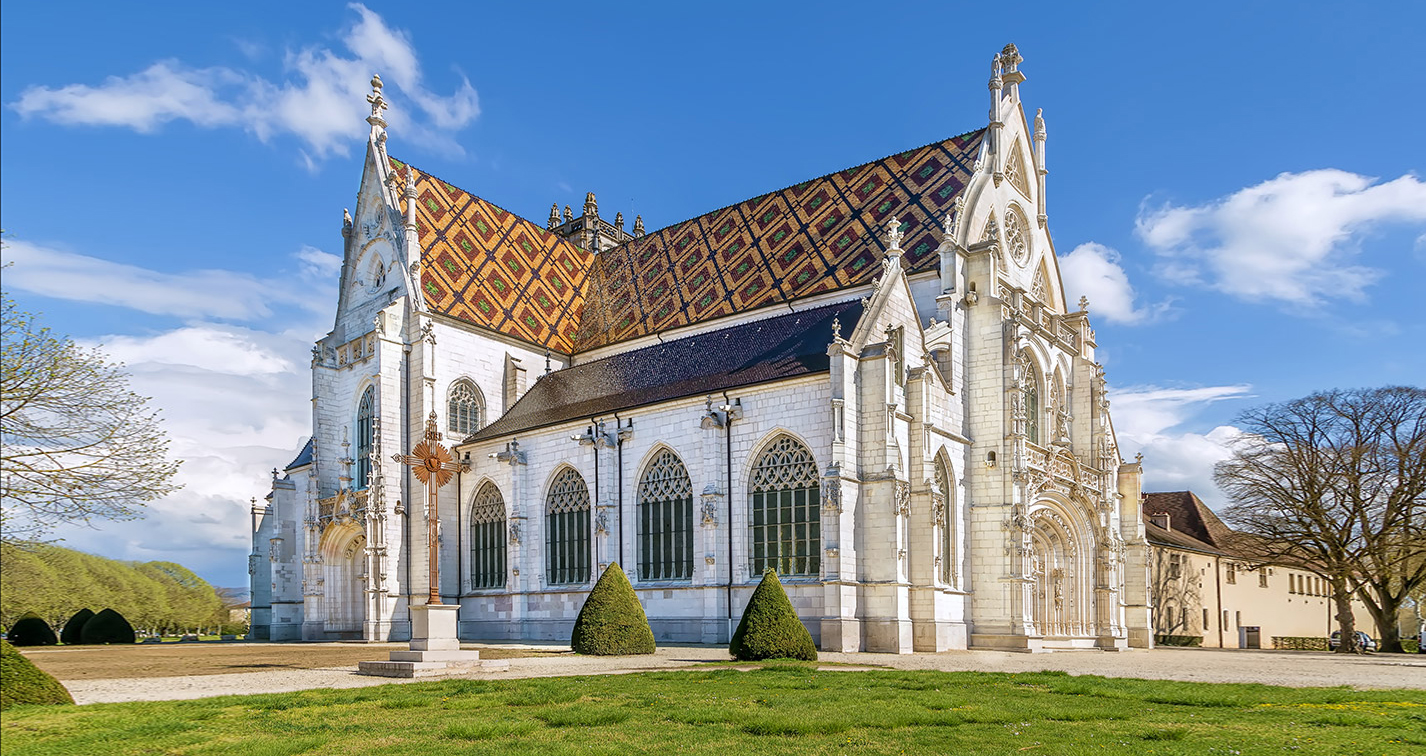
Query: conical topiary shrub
[[0, 640, 73, 710], [80, 608, 136, 645], [729, 569, 817, 661], [60, 609, 95, 646], [570, 563, 656, 655], [6, 613, 57, 647]]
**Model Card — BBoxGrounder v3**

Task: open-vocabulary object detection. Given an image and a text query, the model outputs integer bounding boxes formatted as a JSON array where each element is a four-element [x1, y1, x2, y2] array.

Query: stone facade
[[251, 47, 1154, 652]]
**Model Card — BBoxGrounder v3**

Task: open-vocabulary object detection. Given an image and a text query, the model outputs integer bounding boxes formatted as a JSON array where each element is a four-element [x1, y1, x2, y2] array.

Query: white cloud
[[1, 240, 339, 321], [9, 3, 478, 162], [1137, 169, 1426, 307], [1110, 384, 1254, 510], [1058, 242, 1170, 325], [49, 320, 321, 586]]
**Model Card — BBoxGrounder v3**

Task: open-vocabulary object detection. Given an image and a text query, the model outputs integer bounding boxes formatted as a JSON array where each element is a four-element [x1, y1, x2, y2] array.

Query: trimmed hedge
[[571, 563, 656, 655], [0, 640, 73, 710], [60, 608, 95, 646], [729, 569, 817, 661], [1154, 634, 1203, 647], [1273, 636, 1330, 651], [6, 613, 57, 647], [80, 608, 136, 645]]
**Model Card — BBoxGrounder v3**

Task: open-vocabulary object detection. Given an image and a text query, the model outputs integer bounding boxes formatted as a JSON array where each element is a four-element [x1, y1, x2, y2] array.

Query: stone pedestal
[[358, 604, 508, 678]]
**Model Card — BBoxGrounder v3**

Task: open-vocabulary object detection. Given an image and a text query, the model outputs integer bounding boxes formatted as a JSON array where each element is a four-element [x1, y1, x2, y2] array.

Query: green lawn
[[3, 665, 1423, 755]]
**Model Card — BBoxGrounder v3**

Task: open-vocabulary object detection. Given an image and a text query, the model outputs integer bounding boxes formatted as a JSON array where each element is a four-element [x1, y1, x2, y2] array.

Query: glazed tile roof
[[468, 299, 864, 442], [391, 128, 982, 355], [391, 158, 595, 353], [573, 130, 984, 351]]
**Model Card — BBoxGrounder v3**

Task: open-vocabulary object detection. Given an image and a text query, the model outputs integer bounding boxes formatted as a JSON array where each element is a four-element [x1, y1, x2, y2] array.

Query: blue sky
[[3, 1, 1423, 588]]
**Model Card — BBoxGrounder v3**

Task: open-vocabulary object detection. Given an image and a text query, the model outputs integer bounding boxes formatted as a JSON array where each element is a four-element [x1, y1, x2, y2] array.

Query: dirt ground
[[19, 642, 553, 680]]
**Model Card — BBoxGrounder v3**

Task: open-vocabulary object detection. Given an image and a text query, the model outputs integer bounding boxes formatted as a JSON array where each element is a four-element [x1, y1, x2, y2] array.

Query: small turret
[[633, 215, 645, 237], [584, 192, 599, 219], [614, 211, 624, 229], [549, 203, 560, 230]]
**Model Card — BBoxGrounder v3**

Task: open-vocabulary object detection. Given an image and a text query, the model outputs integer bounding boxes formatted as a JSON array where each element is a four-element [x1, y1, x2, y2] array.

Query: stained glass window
[[448, 380, 483, 435], [637, 449, 694, 581], [355, 387, 374, 490], [546, 467, 591, 585], [749, 435, 820, 577], [469, 482, 506, 589]]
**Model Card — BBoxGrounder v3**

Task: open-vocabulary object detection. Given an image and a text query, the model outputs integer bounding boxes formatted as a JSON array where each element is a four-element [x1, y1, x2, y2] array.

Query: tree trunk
[[1332, 579, 1360, 654]]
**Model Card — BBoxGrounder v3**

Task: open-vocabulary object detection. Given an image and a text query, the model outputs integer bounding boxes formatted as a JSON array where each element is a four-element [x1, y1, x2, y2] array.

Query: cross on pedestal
[[393, 411, 468, 605]]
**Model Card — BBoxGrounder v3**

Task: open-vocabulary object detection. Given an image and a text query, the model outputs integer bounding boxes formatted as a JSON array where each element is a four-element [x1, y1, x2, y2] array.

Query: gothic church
[[250, 44, 1154, 652]]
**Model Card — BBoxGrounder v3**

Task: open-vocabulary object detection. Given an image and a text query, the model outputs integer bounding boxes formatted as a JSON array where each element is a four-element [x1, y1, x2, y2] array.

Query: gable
[[391, 158, 595, 354]]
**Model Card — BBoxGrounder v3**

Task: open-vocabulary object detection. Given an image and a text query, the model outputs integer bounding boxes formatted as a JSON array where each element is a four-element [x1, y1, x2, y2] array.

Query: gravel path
[[64, 645, 1426, 705]]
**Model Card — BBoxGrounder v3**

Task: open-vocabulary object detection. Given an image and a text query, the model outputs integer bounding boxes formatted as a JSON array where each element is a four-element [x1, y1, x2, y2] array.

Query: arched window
[[355, 387, 375, 490], [447, 380, 483, 435], [546, 467, 591, 585], [469, 482, 506, 589], [1020, 356, 1041, 446], [935, 455, 955, 585], [638, 449, 693, 581], [749, 435, 820, 577]]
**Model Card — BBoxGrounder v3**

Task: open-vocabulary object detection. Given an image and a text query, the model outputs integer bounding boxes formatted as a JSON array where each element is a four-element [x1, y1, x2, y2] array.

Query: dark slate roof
[[1142, 491, 1236, 549], [1144, 521, 1221, 554], [284, 438, 315, 471], [468, 299, 864, 442]]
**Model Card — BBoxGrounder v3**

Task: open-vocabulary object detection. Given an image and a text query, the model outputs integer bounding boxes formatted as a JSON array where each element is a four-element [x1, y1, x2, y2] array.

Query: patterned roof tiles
[[390, 128, 983, 355], [390, 158, 595, 354], [573, 130, 984, 351]]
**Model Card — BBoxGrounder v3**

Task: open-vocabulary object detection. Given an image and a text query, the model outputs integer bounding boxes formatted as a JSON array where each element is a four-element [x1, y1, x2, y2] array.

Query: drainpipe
[[590, 418, 600, 583], [615, 413, 626, 568], [402, 343, 412, 623], [1213, 555, 1224, 649], [456, 450, 465, 603], [722, 392, 737, 639]]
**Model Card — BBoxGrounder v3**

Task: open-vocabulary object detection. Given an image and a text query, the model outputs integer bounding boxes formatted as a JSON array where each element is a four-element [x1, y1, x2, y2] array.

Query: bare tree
[[1215, 387, 1426, 653], [1, 292, 181, 542]]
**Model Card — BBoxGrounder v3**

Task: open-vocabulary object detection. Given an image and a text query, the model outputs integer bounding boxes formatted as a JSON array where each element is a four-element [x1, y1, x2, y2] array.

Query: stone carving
[[820, 477, 843, 514], [594, 511, 610, 535], [508, 522, 522, 545], [894, 480, 911, 518]]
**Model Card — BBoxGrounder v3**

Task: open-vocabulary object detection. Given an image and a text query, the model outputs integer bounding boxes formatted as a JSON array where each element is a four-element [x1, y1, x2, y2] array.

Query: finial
[[564, 205, 573, 223], [1035, 108, 1046, 138], [706, 395, 714, 413], [425, 410, 439, 441], [584, 192, 598, 218], [633, 214, 645, 237], [1000, 43, 1022, 71], [404, 165, 416, 196], [366, 74, 388, 128], [271, 468, 279, 479], [614, 211, 624, 229], [1078, 295, 1089, 311], [832, 316, 842, 340], [942, 211, 954, 237], [884, 215, 904, 254], [544, 349, 552, 376], [549, 203, 560, 229], [343, 207, 352, 228]]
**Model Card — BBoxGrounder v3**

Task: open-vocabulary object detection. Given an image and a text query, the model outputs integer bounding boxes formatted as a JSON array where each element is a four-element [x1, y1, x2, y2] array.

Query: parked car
[[1329, 630, 1377, 651]]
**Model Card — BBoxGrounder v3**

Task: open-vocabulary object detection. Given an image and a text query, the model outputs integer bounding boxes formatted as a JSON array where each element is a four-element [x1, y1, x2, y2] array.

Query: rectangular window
[[750, 486, 820, 577], [1222, 610, 1229, 628], [1168, 553, 1182, 579], [1225, 563, 1236, 584], [1202, 608, 1209, 628], [1259, 570, 1269, 588], [1235, 610, 1242, 627]]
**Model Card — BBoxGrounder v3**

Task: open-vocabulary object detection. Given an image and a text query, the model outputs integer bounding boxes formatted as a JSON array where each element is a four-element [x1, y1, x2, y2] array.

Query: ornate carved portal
[[1024, 506, 1089, 638]]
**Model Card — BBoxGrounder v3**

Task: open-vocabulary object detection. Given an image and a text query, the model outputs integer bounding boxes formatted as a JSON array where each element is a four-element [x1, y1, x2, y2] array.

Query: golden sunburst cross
[[393, 411, 469, 605]]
